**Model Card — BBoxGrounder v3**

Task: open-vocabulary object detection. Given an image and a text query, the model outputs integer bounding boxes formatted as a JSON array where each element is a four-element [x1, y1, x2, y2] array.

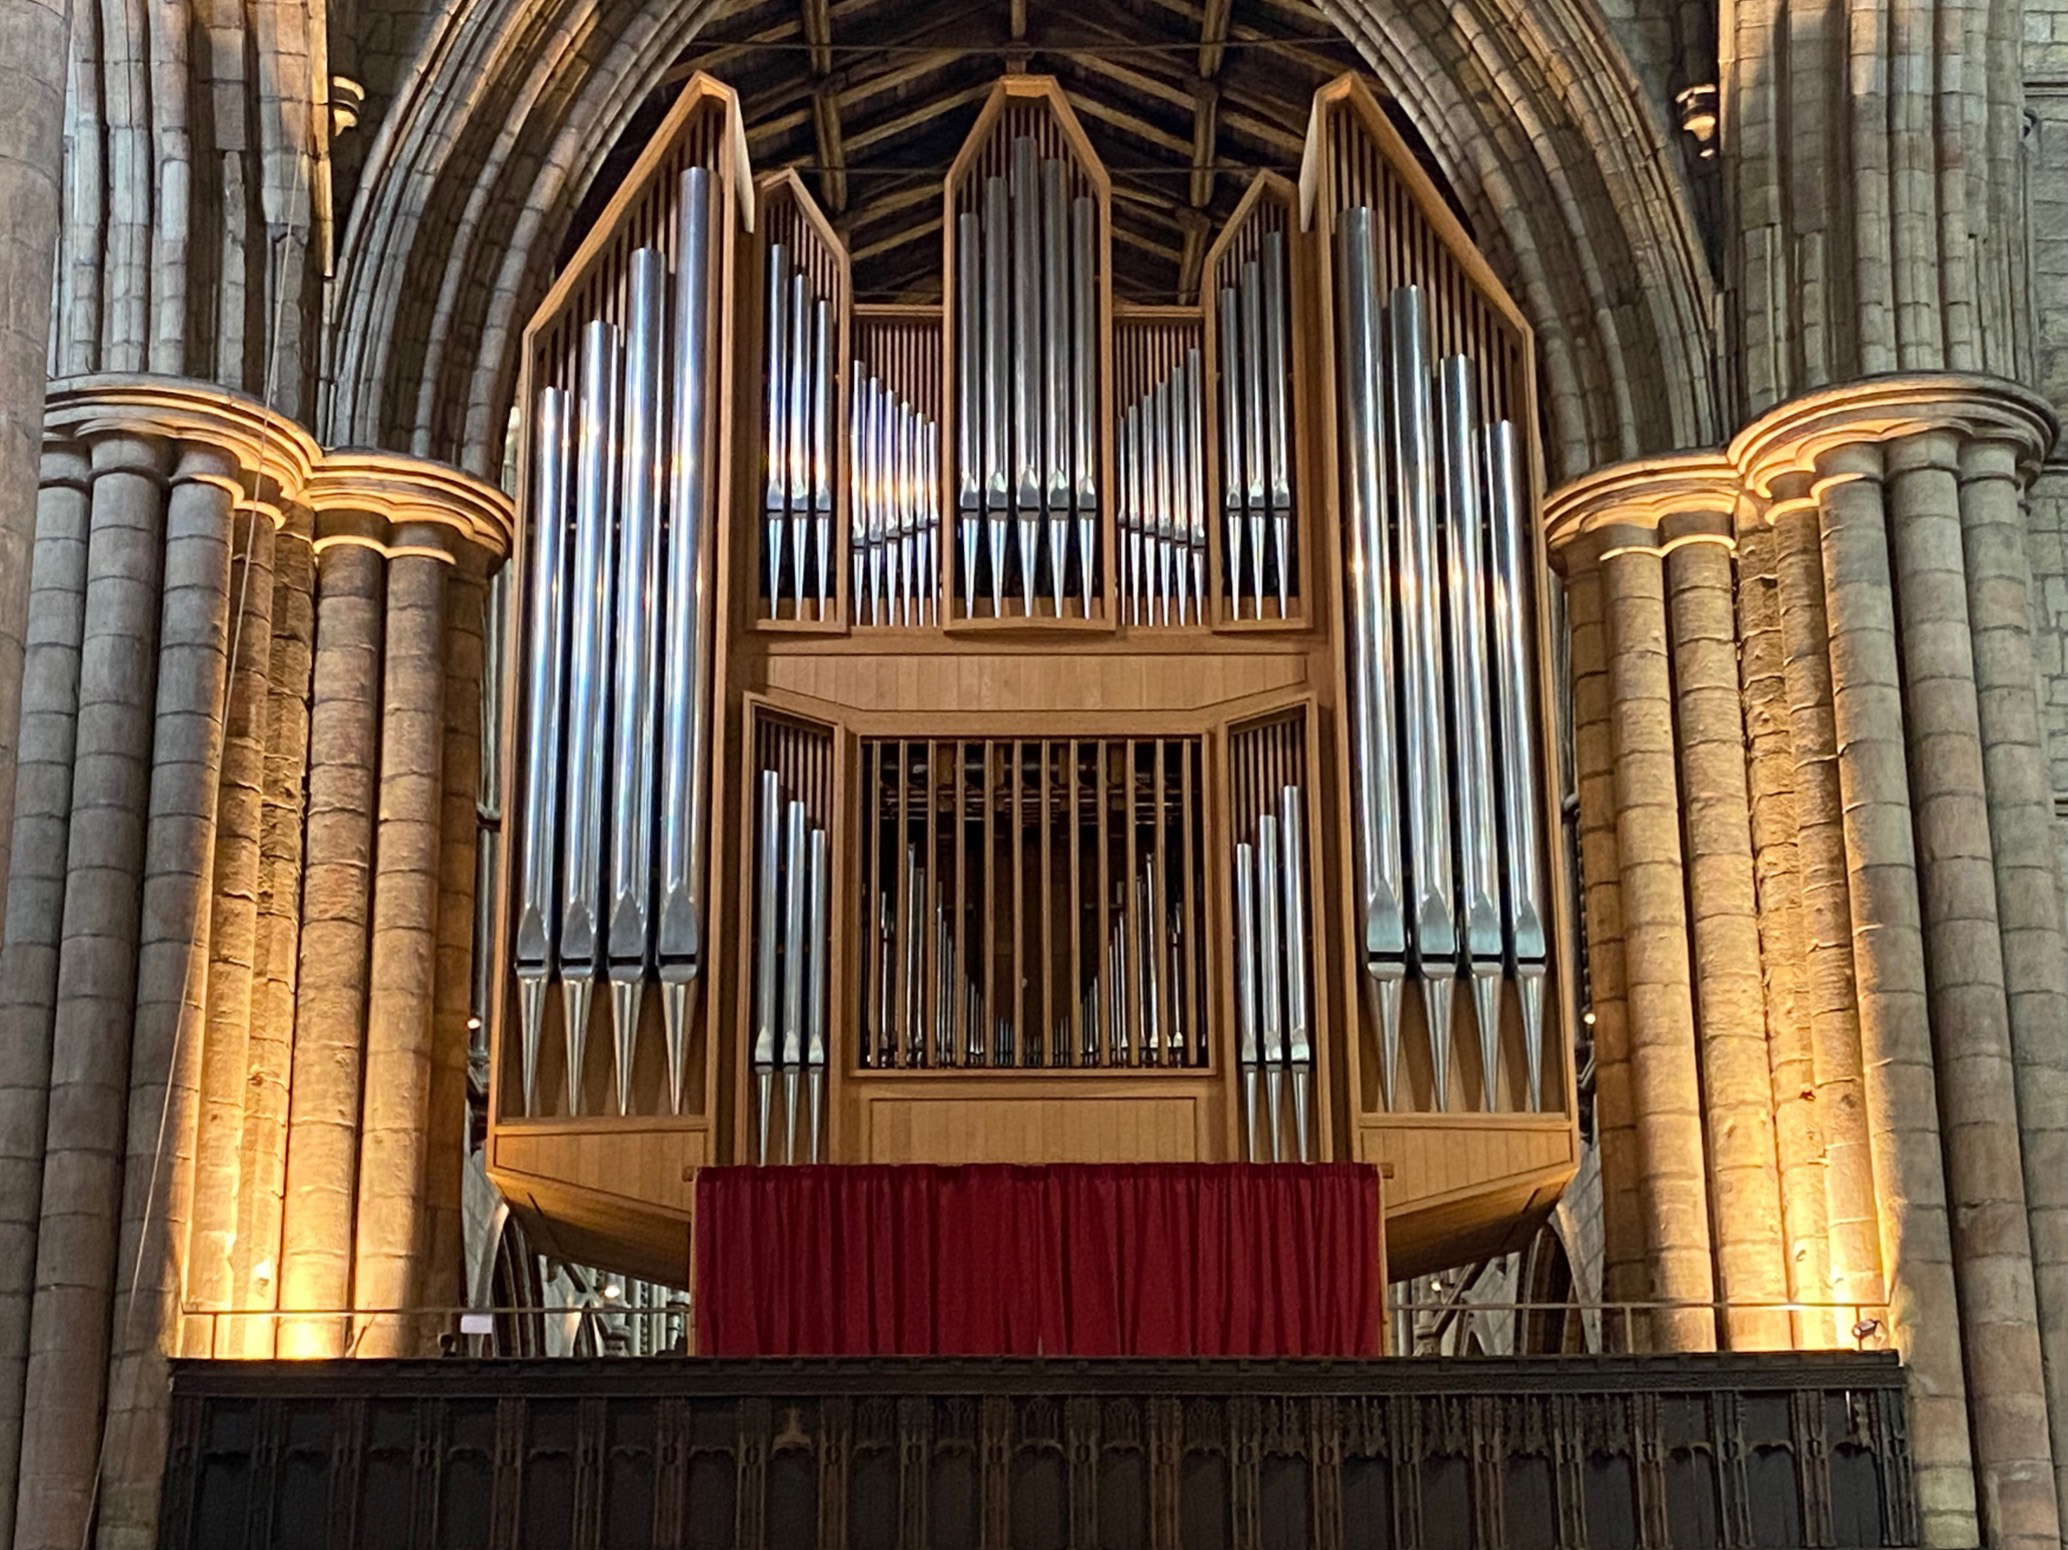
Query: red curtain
[[693, 1162, 1382, 1358]]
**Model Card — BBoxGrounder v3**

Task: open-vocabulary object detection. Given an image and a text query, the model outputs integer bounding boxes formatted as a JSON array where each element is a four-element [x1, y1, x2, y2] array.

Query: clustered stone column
[[0, 380, 509, 1550], [1551, 376, 2068, 1550]]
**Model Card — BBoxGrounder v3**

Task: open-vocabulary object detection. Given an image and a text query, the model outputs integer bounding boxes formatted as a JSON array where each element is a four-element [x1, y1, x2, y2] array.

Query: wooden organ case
[[485, 73, 1579, 1287]]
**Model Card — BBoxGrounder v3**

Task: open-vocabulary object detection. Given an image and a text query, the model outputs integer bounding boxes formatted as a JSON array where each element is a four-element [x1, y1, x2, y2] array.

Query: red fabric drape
[[693, 1163, 1382, 1358]]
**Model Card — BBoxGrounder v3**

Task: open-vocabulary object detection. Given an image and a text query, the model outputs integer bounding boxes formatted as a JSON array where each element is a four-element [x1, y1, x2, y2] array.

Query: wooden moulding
[[1301, 73, 1579, 1144], [1202, 172, 1316, 633], [939, 76, 1117, 633], [748, 168, 852, 633], [488, 71, 750, 1171]]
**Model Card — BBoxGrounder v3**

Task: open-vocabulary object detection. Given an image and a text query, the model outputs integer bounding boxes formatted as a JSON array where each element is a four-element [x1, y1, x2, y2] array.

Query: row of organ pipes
[[1333, 206, 1549, 1113], [750, 770, 831, 1162], [1217, 230, 1298, 619], [849, 373, 940, 627], [762, 242, 837, 621], [1231, 721, 1314, 1159], [1117, 348, 1207, 627], [514, 166, 719, 1117], [954, 137, 1101, 619]]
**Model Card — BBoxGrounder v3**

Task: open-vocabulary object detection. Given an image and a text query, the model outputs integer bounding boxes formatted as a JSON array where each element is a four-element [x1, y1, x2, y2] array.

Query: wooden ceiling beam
[[748, 105, 813, 149], [834, 50, 965, 111], [812, 87, 849, 212], [1067, 92, 1192, 157], [802, 0, 834, 74], [1064, 50, 1193, 112], [843, 80, 992, 154], [1111, 222, 1185, 266], [1188, 82, 1219, 206], [851, 213, 944, 264], [1197, 0, 1234, 77]]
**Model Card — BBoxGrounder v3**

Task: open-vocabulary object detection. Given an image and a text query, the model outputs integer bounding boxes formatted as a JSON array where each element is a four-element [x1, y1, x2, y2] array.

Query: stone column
[[1813, 446, 1976, 1547], [352, 528, 450, 1356], [276, 539, 386, 1359], [96, 447, 242, 1550], [12, 429, 170, 1550], [1770, 495, 1884, 1341], [1664, 530, 1792, 1351], [1883, 427, 2059, 1550], [0, 0, 71, 935], [0, 445, 90, 1547], [1955, 432, 2068, 1539], [230, 514, 316, 1357], [182, 513, 278, 1356], [1732, 516, 1833, 1346], [1560, 541, 1646, 1327]]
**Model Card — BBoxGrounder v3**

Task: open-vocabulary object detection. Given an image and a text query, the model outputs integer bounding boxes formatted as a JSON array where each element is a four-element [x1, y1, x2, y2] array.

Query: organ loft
[[486, 72, 1577, 1285], [2, 0, 2066, 1541]]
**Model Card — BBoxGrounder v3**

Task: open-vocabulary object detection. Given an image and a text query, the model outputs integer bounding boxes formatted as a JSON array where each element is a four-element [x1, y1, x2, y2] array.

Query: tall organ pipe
[[1185, 346, 1206, 618], [1335, 211, 1406, 1108], [658, 164, 716, 1115], [787, 270, 812, 615], [958, 211, 983, 617], [764, 244, 790, 610], [1440, 355, 1504, 1108], [607, 248, 667, 1116], [1235, 842, 1261, 1158], [781, 799, 807, 1162], [1262, 230, 1292, 616], [982, 177, 1010, 615], [1258, 813, 1285, 1160], [1240, 259, 1267, 612], [1042, 160, 1070, 615], [560, 319, 621, 1113], [1281, 786, 1313, 1160], [806, 827, 829, 1161], [515, 387, 570, 1114], [1011, 137, 1041, 611], [1388, 287, 1457, 1110], [812, 297, 833, 615], [1072, 196, 1098, 614], [1218, 286, 1244, 618], [1487, 419, 1549, 1107], [753, 771, 781, 1162]]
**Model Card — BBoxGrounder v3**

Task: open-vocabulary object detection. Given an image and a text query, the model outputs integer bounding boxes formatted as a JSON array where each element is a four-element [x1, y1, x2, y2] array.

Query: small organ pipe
[[754, 771, 781, 1163], [781, 798, 808, 1162], [1258, 814, 1285, 1160], [1262, 231, 1292, 616], [806, 827, 829, 1161], [1281, 785, 1313, 1161], [1235, 841, 1261, 1158]]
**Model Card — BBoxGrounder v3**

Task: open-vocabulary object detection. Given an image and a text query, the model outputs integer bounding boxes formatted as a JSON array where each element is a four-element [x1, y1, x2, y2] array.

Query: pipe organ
[[487, 73, 1577, 1284]]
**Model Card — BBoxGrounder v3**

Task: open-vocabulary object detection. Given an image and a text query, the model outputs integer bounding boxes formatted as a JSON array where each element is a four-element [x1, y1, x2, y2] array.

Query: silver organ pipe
[[982, 175, 1010, 616], [515, 386, 570, 1116], [1440, 355, 1505, 1108], [812, 297, 834, 614], [657, 165, 717, 1116], [1388, 285, 1459, 1112], [753, 770, 781, 1162], [1217, 286, 1245, 619], [763, 244, 789, 613], [1121, 403, 1143, 625], [1071, 196, 1099, 616], [559, 317, 620, 1114], [1488, 419, 1550, 1107], [1234, 841, 1260, 1160], [780, 797, 808, 1163], [1257, 812, 1285, 1160], [1010, 137, 1041, 614], [1042, 159, 1070, 615], [1240, 259, 1267, 614], [1333, 209, 1407, 1110], [1279, 784, 1313, 1160], [606, 247, 667, 1117], [1261, 231, 1293, 618], [806, 826, 830, 1160], [1185, 346, 1206, 624], [957, 211, 983, 618], [787, 269, 811, 617]]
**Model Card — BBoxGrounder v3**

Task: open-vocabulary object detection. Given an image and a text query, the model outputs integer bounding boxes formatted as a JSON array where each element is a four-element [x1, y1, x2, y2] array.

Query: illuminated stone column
[[1731, 514, 1832, 1346], [1549, 457, 1793, 1352], [1736, 376, 2063, 1550], [1559, 538, 1646, 1329], [0, 443, 89, 1542], [276, 535, 387, 1360]]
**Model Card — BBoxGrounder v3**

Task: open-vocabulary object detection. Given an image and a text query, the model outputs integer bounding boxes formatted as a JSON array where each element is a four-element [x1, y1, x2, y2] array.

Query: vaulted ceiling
[[567, 0, 1447, 305]]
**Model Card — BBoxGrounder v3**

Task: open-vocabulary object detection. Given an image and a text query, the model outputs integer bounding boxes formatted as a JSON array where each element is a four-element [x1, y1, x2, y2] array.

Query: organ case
[[486, 70, 1578, 1287]]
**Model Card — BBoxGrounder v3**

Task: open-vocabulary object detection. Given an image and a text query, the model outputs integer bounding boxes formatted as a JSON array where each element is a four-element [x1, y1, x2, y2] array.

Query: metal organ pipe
[[1071, 195, 1099, 615], [1240, 258, 1267, 614], [1280, 785, 1313, 1160], [657, 165, 717, 1116], [1217, 286, 1245, 618], [1257, 813, 1285, 1160], [753, 771, 781, 1163], [1388, 285, 1459, 1112], [957, 211, 983, 618], [764, 244, 789, 613], [1011, 137, 1041, 613], [559, 317, 621, 1114], [1334, 209, 1407, 1110], [1042, 159, 1070, 615], [781, 798, 808, 1163], [982, 175, 1010, 616], [1487, 419, 1550, 1107], [1235, 842, 1260, 1159], [515, 387, 569, 1115], [607, 248, 667, 1117], [1261, 232, 1293, 617]]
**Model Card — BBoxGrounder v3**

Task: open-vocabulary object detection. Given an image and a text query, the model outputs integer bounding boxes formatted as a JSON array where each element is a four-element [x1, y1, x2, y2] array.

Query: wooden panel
[[1352, 1115, 1574, 1210], [760, 649, 1307, 715], [491, 1123, 708, 1215], [862, 1091, 1205, 1163]]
